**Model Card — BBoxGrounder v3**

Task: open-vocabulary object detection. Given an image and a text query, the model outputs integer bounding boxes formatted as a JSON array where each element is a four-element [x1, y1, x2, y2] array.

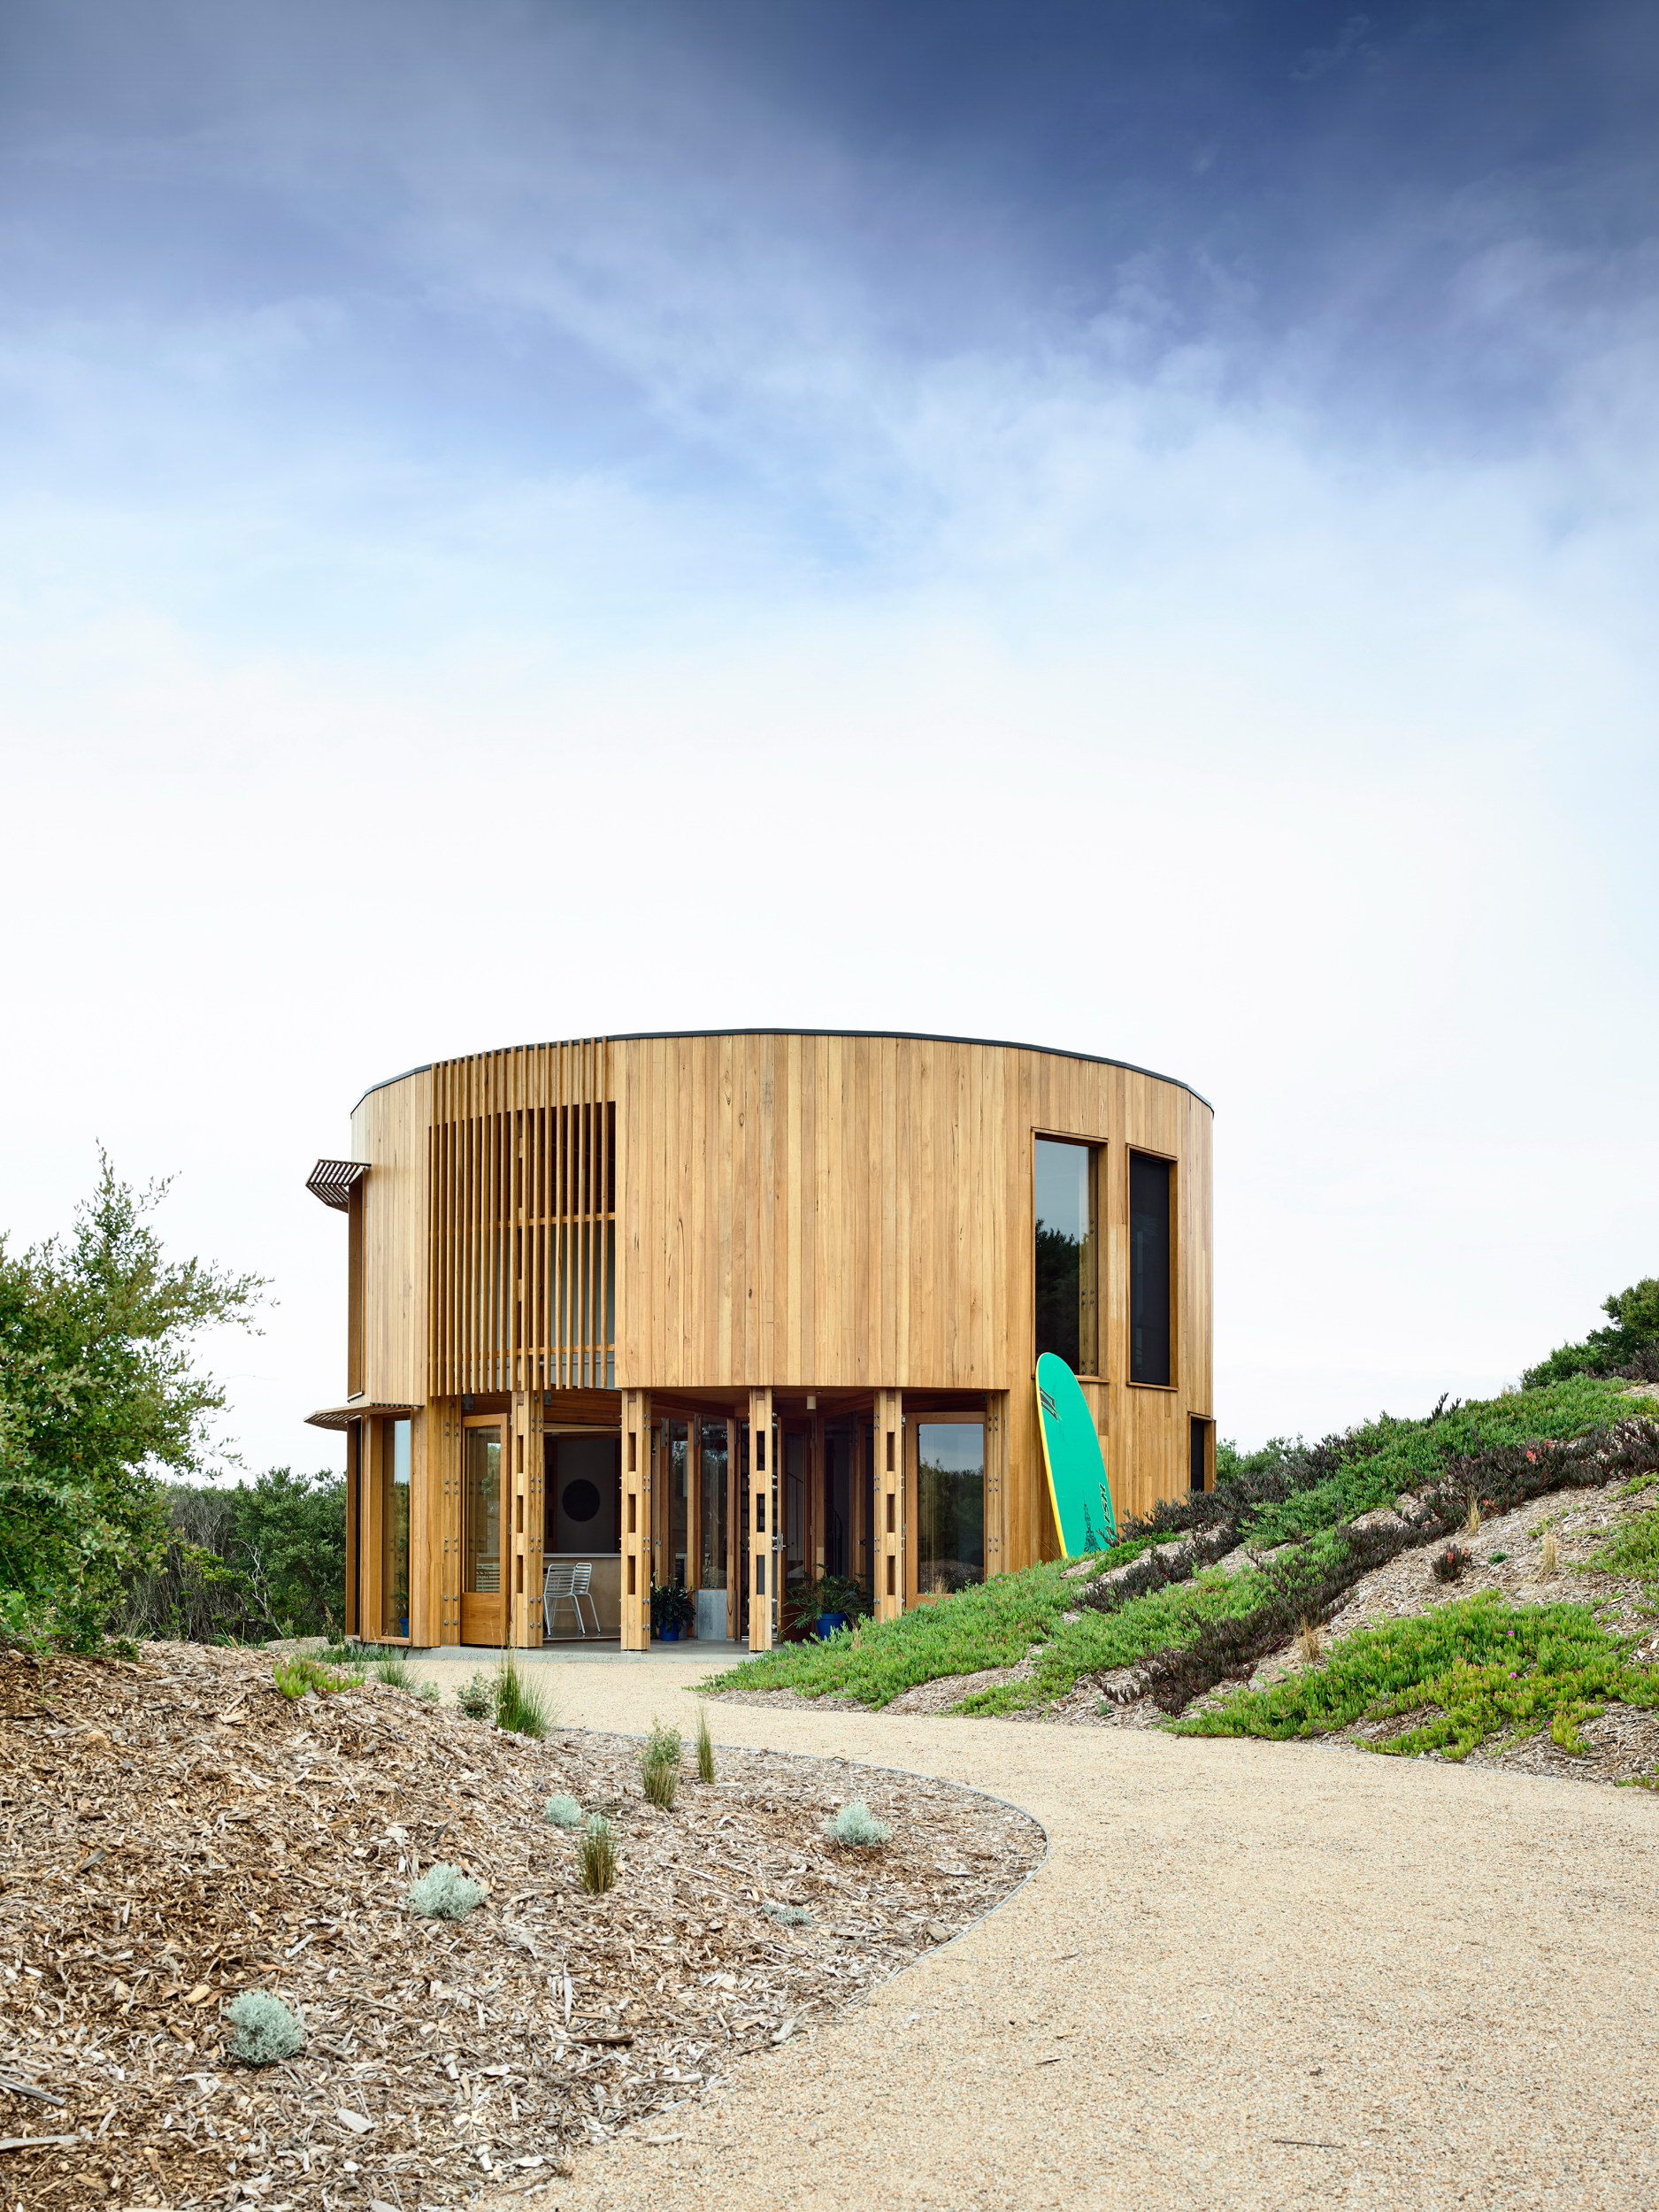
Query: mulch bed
[[0, 1643, 1041, 2212]]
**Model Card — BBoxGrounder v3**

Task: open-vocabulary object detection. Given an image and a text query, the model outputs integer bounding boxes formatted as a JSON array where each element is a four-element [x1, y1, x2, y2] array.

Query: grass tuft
[[578, 1814, 618, 1894], [495, 1651, 553, 1740], [641, 1721, 681, 1809], [273, 1655, 364, 1699], [695, 1705, 717, 1784]]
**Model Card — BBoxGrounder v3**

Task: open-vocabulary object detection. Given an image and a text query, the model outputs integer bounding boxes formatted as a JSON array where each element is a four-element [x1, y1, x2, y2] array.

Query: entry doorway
[[543, 1429, 623, 1640], [459, 1415, 506, 1645], [657, 1414, 741, 1640]]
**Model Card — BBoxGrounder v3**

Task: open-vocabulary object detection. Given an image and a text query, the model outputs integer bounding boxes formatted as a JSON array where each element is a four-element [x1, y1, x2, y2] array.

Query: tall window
[[380, 1418, 411, 1638], [1129, 1151, 1173, 1385], [698, 1419, 729, 1591], [666, 1419, 690, 1586], [917, 1422, 985, 1594], [1033, 1137, 1098, 1372]]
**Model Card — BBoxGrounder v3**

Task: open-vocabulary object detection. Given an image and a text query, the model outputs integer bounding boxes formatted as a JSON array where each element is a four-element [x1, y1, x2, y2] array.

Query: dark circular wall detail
[[561, 1479, 602, 1525]]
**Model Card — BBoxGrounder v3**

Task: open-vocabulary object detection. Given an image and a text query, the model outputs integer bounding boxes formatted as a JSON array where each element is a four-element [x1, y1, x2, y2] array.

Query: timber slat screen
[[429, 1042, 617, 1396]]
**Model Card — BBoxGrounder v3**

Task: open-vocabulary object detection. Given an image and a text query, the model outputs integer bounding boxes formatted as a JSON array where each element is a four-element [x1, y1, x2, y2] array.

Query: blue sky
[[3, 1, 1655, 1465]]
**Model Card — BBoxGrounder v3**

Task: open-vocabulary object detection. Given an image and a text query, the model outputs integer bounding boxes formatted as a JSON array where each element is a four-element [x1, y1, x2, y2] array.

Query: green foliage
[[373, 1653, 416, 1688], [649, 1581, 693, 1633], [225, 1990, 304, 2066], [1237, 1377, 1643, 1548], [1173, 1595, 1659, 1760], [493, 1650, 553, 1739], [404, 1863, 487, 1919], [784, 1572, 872, 1632], [1591, 1507, 1659, 1597], [543, 1792, 584, 1829], [1521, 1276, 1659, 1389], [764, 1901, 814, 1925], [577, 1814, 618, 1894], [122, 1468, 346, 1644], [273, 1654, 364, 1699], [825, 1800, 891, 1847], [0, 1156, 265, 1650], [456, 1671, 495, 1719], [694, 1705, 716, 1783], [641, 1720, 682, 1808]]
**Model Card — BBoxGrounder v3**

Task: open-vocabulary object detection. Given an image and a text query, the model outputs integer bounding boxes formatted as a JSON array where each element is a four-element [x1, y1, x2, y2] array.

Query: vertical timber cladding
[[614, 1032, 1213, 1560], [428, 1041, 617, 1396]]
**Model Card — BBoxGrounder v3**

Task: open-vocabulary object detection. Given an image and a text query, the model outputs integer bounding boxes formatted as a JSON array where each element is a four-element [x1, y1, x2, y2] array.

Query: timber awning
[[307, 1159, 367, 1211], [305, 1401, 418, 1432]]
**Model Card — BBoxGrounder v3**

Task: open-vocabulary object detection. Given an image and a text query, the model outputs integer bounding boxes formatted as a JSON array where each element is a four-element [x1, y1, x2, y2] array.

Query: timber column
[[508, 1391, 545, 1647], [619, 1390, 651, 1650], [747, 1387, 774, 1650], [873, 1387, 904, 1621]]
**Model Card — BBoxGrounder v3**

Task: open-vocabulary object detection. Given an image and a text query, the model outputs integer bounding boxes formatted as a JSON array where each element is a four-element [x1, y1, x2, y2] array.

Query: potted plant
[[784, 1573, 871, 1640], [650, 1581, 694, 1641]]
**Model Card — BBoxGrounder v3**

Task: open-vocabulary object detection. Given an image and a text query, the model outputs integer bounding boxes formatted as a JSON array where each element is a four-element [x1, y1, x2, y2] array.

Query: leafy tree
[[1521, 1276, 1659, 1390], [121, 1469, 347, 1644], [0, 1156, 265, 1649]]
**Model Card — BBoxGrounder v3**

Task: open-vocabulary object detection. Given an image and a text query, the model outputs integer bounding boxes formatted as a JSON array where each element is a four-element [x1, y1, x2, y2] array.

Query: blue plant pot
[[817, 1611, 850, 1639], [659, 1624, 681, 1642]]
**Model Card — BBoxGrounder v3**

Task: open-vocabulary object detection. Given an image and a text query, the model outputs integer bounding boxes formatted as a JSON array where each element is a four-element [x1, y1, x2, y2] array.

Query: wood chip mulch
[[0, 1643, 1041, 2212]]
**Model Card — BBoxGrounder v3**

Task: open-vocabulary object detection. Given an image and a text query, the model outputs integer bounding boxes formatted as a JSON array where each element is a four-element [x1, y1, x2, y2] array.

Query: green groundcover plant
[[1171, 1595, 1659, 1761], [705, 1373, 1654, 1716]]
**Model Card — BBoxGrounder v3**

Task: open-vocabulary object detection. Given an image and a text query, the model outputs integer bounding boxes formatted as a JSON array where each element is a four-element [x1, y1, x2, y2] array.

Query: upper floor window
[[1034, 1136, 1099, 1374], [1129, 1150, 1174, 1385]]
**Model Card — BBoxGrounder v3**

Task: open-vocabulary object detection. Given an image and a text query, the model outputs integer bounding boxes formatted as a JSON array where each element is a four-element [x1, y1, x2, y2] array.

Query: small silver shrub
[[455, 1671, 495, 1720], [824, 1800, 891, 1849], [763, 1901, 814, 1926], [404, 1862, 487, 1919], [226, 1990, 304, 2066], [544, 1792, 584, 1829]]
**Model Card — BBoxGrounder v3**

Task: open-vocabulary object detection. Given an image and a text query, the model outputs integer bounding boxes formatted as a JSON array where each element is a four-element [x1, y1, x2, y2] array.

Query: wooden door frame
[[906, 1409, 989, 1605], [458, 1410, 509, 1647]]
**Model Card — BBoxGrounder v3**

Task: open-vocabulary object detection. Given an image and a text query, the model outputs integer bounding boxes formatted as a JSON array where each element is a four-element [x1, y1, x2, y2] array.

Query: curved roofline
[[351, 1029, 1212, 1117]]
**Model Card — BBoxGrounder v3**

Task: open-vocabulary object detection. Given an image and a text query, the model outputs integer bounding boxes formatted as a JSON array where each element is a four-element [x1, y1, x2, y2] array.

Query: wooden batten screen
[[428, 1044, 617, 1397]]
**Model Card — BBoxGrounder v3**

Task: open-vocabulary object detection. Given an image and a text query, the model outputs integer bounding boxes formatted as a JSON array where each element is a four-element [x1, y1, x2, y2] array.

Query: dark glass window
[[1189, 1416, 1211, 1493], [1130, 1152, 1172, 1385], [1033, 1137, 1098, 1372]]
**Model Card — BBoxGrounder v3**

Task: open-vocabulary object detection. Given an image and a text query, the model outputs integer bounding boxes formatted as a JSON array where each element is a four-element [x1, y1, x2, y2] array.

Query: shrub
[[764, 1901, 813, 1926], [543, 1792, 584, 1829], [1522, 1276, 1659, 1390], [456, 1671, 495, 1720], [694, 1706, 716, 1784], [1432, 1545, 1470, 1584], [578, 1815, 618, 1894], [418, 1680, 440, 1702], [825, 1800, 891, 1848], [495, 1651, 552, 1740], [273, 1655, 363, 1699], [404, 1863, 487, 1919], [641, 1721, 681, 1809], [225, 1991, 304, 2066]]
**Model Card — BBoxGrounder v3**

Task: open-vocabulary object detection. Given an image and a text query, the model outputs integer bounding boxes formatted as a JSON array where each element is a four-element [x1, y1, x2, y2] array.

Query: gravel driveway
[[411, 1655, 1659, 2211]]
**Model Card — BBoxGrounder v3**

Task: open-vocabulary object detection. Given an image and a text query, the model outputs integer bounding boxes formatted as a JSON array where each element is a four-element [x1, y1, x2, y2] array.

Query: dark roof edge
[[350, 1031, 1212, 1117]]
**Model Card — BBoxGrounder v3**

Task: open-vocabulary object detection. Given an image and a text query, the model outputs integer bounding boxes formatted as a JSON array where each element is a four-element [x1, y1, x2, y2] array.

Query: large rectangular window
[[380, 1418, 411, 1638], [1033, 1137, 1098, 1373], [666, 1419, 690, 1586], [1129, 1151, 1173, 1385], [916, 1421, 985, 1594]]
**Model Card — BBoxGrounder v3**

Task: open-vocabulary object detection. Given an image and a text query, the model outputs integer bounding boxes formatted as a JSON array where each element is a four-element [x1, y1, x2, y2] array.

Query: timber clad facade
[[307, 1029, 1214, 1652]]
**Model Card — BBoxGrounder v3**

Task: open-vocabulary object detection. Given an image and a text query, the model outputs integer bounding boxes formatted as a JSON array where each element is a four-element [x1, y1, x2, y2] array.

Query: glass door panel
[[380, 1418, 411, 1638], [916, 1421, 986, 1595], [461, 1423, 504, 1644]]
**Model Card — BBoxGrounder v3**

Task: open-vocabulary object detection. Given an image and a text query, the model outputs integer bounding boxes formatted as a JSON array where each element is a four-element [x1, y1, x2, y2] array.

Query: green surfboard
[[1036, 1352, 1117, 1556]]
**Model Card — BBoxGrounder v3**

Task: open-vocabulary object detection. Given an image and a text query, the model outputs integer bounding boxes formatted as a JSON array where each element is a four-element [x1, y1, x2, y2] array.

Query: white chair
[[542, 1561, 601, 1638]]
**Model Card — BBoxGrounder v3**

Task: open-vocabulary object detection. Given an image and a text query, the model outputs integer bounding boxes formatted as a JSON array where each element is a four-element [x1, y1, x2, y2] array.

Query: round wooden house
[[306, 1029, 1214, 1651]]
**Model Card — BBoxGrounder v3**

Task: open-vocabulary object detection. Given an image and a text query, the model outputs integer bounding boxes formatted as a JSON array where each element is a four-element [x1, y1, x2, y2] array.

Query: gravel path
[[409, 1655, 1659, 2210]]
